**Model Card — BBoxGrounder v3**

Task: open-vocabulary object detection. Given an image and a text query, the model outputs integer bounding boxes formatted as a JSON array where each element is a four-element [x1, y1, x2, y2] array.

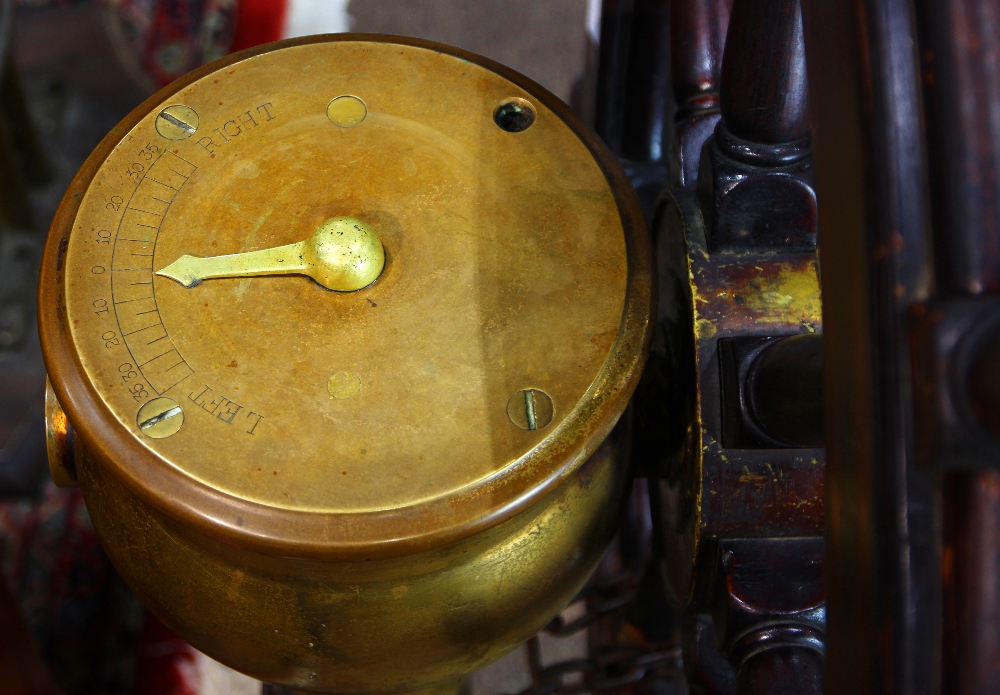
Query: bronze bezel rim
[[38, 33, 654, 560]]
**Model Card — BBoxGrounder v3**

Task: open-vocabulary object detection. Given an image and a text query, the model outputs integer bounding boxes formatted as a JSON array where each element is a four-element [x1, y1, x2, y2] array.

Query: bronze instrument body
[[39, 35, 653, 693], [78, 426, 630, 692]]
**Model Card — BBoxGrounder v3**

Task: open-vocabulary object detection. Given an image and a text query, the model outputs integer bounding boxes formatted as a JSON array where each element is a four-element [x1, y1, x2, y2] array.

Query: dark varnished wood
[[719, 0, 809, 144], [917, 0, 1000, 297], [655, 132, 824, 695], [648, 0, 1000, 691], [698, 0, 815, 251], [803, 0, 940, 693], [672, 0, 731, 109], [591, 0, 675, 223], [594, 0, 634, 155], [652, 188, 824, 610], [719, 333, 824, 448], [652, 1, 827, 693], [734, 648, 823, 695], [968, 324, 1000, 441], [712, 538, 825, 695], [942, 471, 1000, 693], [620, 0, 672, 162], [915, 1, 1000, 692], [671, 0, 732, 187]]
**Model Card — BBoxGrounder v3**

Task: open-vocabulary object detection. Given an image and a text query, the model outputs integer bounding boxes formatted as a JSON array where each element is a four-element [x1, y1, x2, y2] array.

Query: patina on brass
[[44, 377, 76, 487], [38, 35, 653, 693], [157, 216, 385, 291]]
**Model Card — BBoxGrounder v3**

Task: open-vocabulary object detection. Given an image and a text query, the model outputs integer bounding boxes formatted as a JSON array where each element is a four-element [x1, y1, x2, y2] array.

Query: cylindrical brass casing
[[39, 35, 654, 694], [78, 425, 629, 692]]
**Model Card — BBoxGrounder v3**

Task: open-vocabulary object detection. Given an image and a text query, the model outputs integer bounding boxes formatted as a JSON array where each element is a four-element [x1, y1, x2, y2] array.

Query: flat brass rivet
[[155, 105, 200, 140], [328, 371, 361, 400], [137, 397, 184, 438], [507, 389, 553, 430], [327, 95, 367, 128]]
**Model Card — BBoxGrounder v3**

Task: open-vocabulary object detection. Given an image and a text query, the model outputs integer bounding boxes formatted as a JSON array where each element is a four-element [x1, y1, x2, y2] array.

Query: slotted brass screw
[[156, 105, 200, 140], [136, 397, 184, 438], [507, 389, 553, 430]]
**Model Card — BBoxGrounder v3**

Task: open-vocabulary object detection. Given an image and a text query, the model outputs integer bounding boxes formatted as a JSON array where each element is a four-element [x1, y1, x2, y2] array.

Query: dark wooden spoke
[[698, 0, 816, 251], [671, 0, 732, 187]]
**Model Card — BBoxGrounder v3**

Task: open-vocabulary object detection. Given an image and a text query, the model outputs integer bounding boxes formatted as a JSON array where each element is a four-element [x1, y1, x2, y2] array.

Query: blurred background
[[0, 1, 643, 694]]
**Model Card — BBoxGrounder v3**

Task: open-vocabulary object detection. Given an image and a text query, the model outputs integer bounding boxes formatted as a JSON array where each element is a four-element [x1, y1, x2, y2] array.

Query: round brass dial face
[[61, 40, 628, 514]]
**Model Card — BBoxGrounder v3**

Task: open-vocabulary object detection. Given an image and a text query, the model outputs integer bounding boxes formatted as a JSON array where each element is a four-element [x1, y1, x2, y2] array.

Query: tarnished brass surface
[[79, 422, 630, 692], [56, 38, 634, 522], [44, 377, 76, 487], [38, 35, 653, 693], [157, 216, 385, 291]]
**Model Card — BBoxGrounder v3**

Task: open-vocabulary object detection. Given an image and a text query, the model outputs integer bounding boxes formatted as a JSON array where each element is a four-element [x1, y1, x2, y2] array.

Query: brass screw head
[[137, 398, 184, 438], [507, 389, 553, 430], [156, 105, 200, 140]]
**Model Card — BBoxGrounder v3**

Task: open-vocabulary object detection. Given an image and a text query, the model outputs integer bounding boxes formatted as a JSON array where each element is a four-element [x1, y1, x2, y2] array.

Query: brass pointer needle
[[156, 216, 385, 291]]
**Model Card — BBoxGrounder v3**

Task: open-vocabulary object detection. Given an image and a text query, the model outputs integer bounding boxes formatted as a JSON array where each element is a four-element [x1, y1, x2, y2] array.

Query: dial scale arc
[[109, 150, 197, 396]]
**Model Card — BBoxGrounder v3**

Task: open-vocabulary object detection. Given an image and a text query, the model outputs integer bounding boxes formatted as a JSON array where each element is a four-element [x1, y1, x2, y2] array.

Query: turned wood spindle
[[619, 0, 672, 163], [593, 0, 634, 156], [671, 0, 733, 187], [713, 538, 825, 695], [698, 0, 816, 251], [718, 0, 809, 145], [917, 1, 1000, 693]]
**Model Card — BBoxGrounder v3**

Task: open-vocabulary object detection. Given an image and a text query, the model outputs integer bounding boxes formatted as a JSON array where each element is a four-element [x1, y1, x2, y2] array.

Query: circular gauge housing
[[40, 35, 652, 692]]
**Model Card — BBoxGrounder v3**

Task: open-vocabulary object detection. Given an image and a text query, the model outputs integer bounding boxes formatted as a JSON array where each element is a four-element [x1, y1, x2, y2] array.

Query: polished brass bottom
[[78, 423, 630, 693]]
